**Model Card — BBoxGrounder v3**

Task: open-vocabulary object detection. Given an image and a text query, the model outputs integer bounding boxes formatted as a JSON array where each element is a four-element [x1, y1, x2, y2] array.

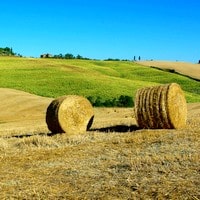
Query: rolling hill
[[0, 57, 199, 103], [138, 60, 200, 81], [0, 57, 199, 198]]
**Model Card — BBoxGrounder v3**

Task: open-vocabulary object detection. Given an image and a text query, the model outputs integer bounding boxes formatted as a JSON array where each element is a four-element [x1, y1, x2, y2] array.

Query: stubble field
[[0, 88, 199, 199]]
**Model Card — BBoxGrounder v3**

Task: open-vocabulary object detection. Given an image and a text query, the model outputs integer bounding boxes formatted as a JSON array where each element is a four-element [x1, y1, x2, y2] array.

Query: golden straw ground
[[46, 95, 94, 134], [135, 83, 187, 129]]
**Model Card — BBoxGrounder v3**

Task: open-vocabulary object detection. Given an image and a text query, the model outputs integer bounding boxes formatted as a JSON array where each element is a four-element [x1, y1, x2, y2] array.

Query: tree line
[[1, 47, 199, 63], [40, 53, 141, 61], [40, 53, 91, 60]]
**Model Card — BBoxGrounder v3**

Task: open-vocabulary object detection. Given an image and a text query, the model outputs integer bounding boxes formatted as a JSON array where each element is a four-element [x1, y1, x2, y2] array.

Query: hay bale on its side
[[135, 83, 187, 129], [46, 95, 94, 134]]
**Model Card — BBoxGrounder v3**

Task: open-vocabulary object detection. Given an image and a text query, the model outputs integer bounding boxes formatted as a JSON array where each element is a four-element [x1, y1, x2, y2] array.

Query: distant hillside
[[0, 57, 199, 103], [138, 61, 200, 81]]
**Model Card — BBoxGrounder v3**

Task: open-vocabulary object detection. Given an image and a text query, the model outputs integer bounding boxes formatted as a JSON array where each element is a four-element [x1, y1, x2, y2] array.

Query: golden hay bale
[[135, 83, 187, 129], [46, 95, 94, 134]]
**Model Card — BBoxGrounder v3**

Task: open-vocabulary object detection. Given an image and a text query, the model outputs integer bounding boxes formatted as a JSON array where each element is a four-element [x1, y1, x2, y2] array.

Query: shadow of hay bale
[[90, 124, 139, 133]]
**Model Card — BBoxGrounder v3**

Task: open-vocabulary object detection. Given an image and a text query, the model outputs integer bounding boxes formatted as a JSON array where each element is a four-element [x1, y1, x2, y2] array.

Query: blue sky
[[1, 0, 200, 62]]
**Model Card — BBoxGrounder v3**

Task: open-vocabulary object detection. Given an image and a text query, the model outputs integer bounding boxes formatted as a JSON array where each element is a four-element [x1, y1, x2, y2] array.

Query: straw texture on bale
[[46, 95, 94, 134], [135, 83, 187, 129]]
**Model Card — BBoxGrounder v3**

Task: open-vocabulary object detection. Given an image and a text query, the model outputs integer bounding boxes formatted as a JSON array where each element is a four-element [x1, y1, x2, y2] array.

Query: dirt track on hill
[[138, 61, 200, 80], [0, 88, 199, 137]]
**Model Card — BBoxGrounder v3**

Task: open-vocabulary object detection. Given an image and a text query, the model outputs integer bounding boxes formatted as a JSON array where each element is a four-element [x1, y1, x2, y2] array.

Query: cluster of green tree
[[104, 56, 141, 62], [41, 53, 91, 60], [0, 47, 15, 56], [55, 53, 91, 60], [0, 47, 22, 57], [87, 95, 133, 107], [104, 58, 130, 61]]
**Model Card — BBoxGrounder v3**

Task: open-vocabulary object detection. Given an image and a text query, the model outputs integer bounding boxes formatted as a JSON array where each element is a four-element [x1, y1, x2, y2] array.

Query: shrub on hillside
[[117, 95, 133, 107], [87, 95, 134, 107]]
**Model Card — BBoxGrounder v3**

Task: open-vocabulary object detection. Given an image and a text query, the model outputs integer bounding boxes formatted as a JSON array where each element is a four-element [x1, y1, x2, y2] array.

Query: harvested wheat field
[[138, 60, 200, 81], [0, 88, 199, 199]]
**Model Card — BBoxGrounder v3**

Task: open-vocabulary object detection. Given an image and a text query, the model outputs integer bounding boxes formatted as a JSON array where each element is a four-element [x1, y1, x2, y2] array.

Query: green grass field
[[0, 56, 199, 103]]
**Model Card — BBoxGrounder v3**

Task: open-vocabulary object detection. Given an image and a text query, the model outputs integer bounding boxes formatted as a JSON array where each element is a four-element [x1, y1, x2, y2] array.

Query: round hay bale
[[135, 83, 187, 129], [46, 95, 94, 134]]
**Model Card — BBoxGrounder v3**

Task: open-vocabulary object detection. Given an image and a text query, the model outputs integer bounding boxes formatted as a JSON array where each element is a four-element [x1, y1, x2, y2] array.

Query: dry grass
[[135, 83, 187, 129], [0, 89, 199, 199], [46, 95, 94, 134], [0, 127, 199, 199], [138, 60, 200, 81]]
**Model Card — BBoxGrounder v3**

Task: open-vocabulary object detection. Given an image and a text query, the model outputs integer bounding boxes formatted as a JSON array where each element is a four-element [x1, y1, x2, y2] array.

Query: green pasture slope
[[0, 57, 199, 104]]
